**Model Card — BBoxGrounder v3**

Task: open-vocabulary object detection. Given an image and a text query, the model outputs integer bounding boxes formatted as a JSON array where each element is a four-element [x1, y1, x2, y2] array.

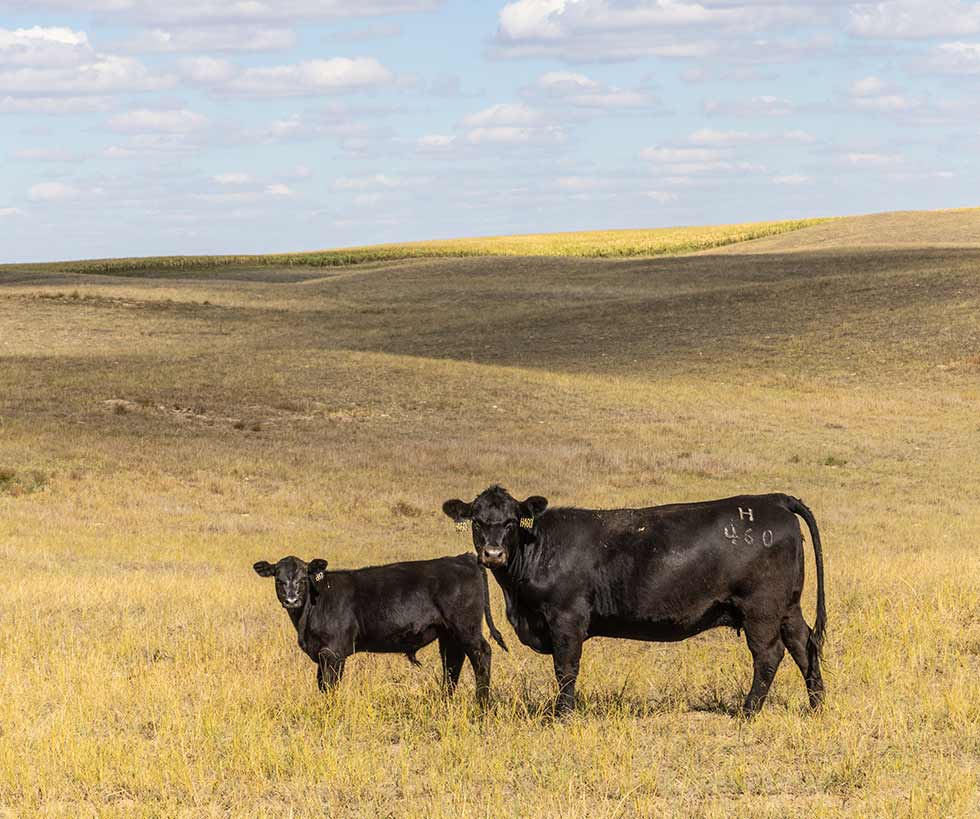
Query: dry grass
[[1, 210, 979, 817]]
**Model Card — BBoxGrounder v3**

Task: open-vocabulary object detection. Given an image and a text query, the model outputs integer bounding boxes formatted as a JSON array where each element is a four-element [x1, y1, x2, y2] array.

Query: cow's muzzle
[[480, 547, 508, 568]]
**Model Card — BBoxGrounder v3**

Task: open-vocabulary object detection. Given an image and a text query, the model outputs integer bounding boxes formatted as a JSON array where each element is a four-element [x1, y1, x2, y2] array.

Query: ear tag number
[[455, 521, 469, 532], [313, 571, 325, 582], [519, 517, 534, 529]]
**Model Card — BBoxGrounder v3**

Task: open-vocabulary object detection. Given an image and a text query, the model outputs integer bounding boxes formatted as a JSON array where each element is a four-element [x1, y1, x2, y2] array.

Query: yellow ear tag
[[313, 571, 325, 582], [455, 521, 469, 532], [519, 517, 534, 530]]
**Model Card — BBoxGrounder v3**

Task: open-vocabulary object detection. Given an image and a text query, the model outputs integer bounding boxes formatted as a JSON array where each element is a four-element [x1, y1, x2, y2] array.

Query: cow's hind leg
[[742, 616, 785, 717], [463, 638, 492, 707], [438, 637, 466, 696], [780, 605, 825, 709]]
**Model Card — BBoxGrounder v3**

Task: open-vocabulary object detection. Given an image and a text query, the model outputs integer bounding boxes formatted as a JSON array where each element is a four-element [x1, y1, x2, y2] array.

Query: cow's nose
[[484, 547, 504, 560]]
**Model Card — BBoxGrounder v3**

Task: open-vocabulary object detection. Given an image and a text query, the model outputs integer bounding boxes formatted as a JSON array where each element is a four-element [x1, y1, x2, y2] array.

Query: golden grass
[[1, 210, 979, 817], [3, 217, 827, 275]]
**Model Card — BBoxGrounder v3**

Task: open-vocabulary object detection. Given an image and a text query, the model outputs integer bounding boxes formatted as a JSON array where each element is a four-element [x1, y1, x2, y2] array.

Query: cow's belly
[[588, 600, 742, 643], [357, 625, 441, 655]]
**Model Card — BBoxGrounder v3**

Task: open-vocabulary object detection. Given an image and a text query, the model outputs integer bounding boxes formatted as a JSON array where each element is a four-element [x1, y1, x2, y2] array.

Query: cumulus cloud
[[28, 181, 79, 201], [848, 76, 918, 112], [462, 103, 545, 127], [109, 108, 208, 132], [0, 206, 25, 217], [0, 26, 92, 67], [689, 128, 816, 145], [849, 0, 980, 39], [5, 0, 442, 24], [773, 174, 811, 185], [120, 26, 296, 53], [530, 69, 657, 110], [0, 25, 176, 105], [927, 41, 980, 74], [494, 0, 819, 62], [203, 57, 394, 96], [213, 172, 251, 184]]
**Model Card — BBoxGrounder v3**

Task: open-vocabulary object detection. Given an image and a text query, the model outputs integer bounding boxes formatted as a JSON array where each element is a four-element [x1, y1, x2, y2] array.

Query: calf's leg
[[780, 605, 825, 709], [439, 637, 466, 696], [463, 638, 492, 707], [317, 649, 346, 693]]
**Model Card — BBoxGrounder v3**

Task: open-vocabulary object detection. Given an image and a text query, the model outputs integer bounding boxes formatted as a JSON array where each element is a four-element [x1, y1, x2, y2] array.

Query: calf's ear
[[442, 499, 473, 522], [308, 558, 328, 582], [253, 560, 276, 577], [520, 496, 548, 517]]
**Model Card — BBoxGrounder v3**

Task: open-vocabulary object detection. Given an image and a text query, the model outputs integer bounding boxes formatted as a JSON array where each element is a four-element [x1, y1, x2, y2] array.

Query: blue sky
[[1, 0, 979, 263]]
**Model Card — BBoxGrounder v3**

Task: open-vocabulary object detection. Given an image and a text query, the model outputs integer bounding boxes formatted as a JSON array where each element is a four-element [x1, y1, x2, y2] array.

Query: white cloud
[[213, 172, 251, 185], [109, 108, 208, 132], [0, 207, 25, 217], [462, 103, 544, 127], [848, 76, 917, 112], [495, 0, 816, 61], [28, 181, 79, 201], [849, 0, 980, 39], [645, 191, 678, 203], [335, 173, 403, 190], [846, 152, 903, 165], [641, 146, 726, 163], [773, 174, 811, 185], [466, 125, 565, 145], [222, 57, 393, 96], [928, 41, 980, 74], [266, 183, 294, 196], [850, 75, 886, 97], [178, 56, 237, 84], [416, 134, 455, 150], [531, 70, 656, 110], [14, 147, 80, 161], [0, 26, 91, 67], [7, 0, 441, 24], [0, 94, 113, 113], [0, 54, 171, 96], [689, 128, 816, 145], [704, 95, 797, 118], [121, 26, 296, 53]]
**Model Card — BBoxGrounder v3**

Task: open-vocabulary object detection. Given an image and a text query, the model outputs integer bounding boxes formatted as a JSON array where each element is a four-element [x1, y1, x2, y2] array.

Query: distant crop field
[[9, 217, 829, 275], [1, 210, 979, 817]]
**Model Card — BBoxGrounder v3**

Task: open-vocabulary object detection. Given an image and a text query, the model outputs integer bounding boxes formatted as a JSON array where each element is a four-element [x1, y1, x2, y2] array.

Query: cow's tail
[[481, 567, 508, 652], [784, 495, 826, 661]]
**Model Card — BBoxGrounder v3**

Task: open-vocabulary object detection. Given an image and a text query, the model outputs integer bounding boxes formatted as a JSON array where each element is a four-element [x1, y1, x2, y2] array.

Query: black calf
[[253, 553, 507, 704]]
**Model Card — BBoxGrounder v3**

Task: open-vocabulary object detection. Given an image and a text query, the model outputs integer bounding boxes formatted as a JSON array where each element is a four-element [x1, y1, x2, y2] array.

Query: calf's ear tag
[[313, 571, 325, 582], [519, 517, 534, 530], [455, 521, 469, 532]]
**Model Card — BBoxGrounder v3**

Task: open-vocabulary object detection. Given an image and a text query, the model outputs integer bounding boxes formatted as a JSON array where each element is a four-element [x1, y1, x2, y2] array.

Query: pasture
[[1, 209, 979, 817]]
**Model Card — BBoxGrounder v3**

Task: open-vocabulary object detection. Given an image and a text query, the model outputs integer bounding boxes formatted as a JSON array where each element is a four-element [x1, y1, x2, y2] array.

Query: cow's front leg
[[547, 609, 588, 717], [317, 648, 346, 693]]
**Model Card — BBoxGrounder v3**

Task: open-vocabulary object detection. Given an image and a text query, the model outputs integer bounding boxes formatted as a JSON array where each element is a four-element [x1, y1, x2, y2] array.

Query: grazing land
[[1, 209, 979, 817]]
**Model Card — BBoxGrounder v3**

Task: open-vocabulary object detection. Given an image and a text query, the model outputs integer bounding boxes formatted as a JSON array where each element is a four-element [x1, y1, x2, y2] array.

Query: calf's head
[[253, 556, 328, 610], [442, 485, 548, 568]]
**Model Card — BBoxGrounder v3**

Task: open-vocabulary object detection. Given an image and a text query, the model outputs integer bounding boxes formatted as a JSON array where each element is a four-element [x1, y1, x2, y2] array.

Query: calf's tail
[[481, 567, 508, 652], [783, 495, 826, 662]]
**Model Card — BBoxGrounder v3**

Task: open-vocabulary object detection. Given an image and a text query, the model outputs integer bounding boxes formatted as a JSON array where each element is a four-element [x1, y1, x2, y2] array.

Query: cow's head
[[442, 485, 548, 569], [253, 556, 328, 610]]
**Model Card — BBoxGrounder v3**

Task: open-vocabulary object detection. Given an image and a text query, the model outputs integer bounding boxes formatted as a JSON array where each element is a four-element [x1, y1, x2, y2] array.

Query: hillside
[[1, 208, 978, 817]]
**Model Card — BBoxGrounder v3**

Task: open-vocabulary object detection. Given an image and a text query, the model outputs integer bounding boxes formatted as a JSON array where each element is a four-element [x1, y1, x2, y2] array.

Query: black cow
[[442, 486, 825, 717], [253, 553, 507, 704]]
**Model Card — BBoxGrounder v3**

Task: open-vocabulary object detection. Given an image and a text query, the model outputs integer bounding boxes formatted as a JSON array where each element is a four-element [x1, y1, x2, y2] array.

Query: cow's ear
[[308, 559, 328, 582], [520, 496, 548, 518], [253, 561, 276, 577], [442, 499, 473, 522]]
